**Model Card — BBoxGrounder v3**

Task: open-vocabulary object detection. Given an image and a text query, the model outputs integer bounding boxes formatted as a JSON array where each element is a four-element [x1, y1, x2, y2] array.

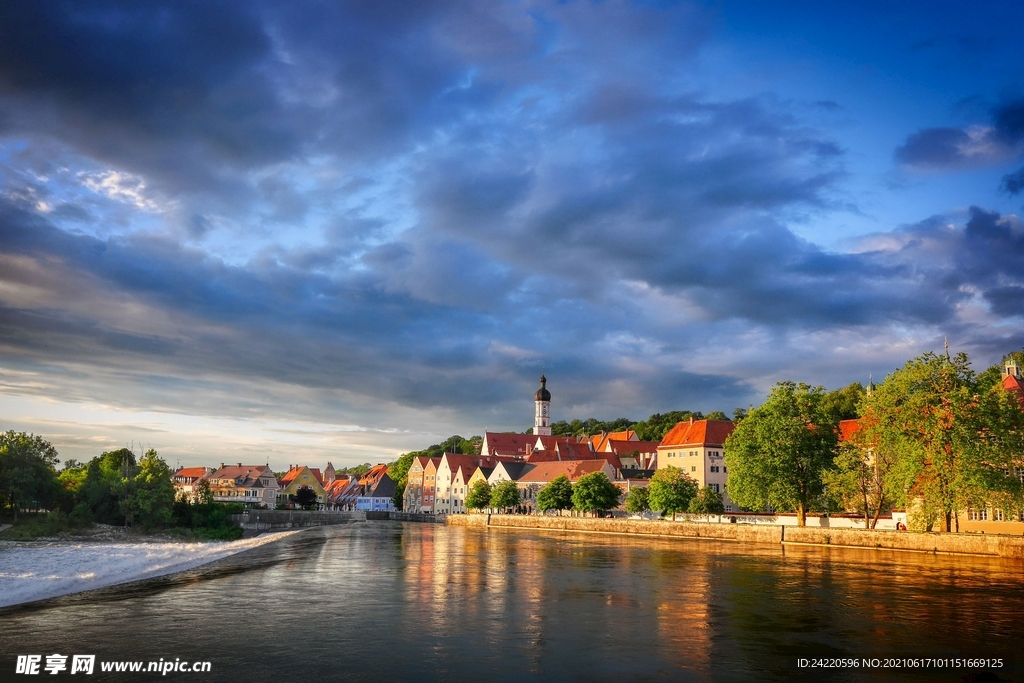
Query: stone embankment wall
[[443, 514, 1024, 559], [230, 510, 366, 531], [380, 512, 445, 523]]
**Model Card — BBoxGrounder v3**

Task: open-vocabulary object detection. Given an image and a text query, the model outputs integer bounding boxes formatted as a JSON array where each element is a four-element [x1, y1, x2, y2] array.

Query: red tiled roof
[[517, 460, 613, 484], [483, 432, 536, 456], [358, 464, 389, 486], [838, 419, 862, 442], [1003, 373, 1024, 406], [208, 464, 273, 486], [659, 419, 735, 448], [591, 430, 637, 452], [607, 440, 658, 455], [534, 435, 576, 450], [174, 467, 210, 480]]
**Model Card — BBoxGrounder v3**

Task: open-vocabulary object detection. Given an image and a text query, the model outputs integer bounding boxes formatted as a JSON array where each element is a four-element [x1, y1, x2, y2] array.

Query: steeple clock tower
[[534, 374, 552, 436]]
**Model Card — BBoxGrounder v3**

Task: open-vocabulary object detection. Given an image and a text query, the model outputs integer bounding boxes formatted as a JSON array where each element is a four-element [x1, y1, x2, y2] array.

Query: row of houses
[[171, 461, 397, 511], [402, 417, 735, 514]]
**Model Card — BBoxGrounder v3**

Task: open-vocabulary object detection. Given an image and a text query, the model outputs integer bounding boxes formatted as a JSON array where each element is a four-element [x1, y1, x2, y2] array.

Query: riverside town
[[5, 348, 1024, 541]]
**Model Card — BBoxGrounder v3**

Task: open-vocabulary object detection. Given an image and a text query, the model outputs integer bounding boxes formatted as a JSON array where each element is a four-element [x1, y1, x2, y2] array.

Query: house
[[420, 458, 441, 513], [358, 464, 389, 489], [172, 466, 213, 502], [356, 473, 397, 512], [206, 464, 280, 508], [657, 418, 736, 511], [487, 461, 533, 486], [515, 460, 618, 512], [605, 439, 659, 471], [403, 456, 432, 513], [590, 429, 638, 452], [325, 476, 360, 510], [278, 465, 327, 508], [432, 453, 511, 514]]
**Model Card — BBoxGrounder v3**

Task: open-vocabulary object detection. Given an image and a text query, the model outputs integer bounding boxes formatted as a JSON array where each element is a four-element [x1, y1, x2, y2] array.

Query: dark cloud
[[895, 97, 1024, 171], [1002, 167, 1024, 195]]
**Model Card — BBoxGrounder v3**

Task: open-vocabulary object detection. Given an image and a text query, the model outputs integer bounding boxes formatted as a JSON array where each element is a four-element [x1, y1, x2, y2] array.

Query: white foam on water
[[0, 531, 302, 608]]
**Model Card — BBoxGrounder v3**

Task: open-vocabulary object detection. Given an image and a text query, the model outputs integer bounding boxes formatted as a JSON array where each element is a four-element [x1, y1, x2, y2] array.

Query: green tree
[[391, 480, 406, 511], [465, 480, 493, 511], [860, 351, 1024, 532], [490, 480, 521, 513], [571, 472, 621, 515], [536, 475, 573, 514], [822, 435, 894, 529], [688, 485, 725, 515], [291, 485, 318, 510], [725, 382, 839, 526], [0, 431, 60, 519], [704, 411, 729, 421], [821, 382, 866, 422], [122, 449, 176, 529], [648, 466, 699, 520], [624, 485, 650, 515]]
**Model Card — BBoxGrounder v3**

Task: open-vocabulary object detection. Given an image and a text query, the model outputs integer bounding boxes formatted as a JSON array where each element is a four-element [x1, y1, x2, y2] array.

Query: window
[[710, 466, 719, 473], [710, 484, 720, 493], [691, 466, 696, 472], [723, 466, 727, 473], [995, 509, 1004, 521]]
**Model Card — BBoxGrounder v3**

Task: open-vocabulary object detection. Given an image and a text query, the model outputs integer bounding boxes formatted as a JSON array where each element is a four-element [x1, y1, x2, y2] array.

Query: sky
[[1, 0, 1024, 469]]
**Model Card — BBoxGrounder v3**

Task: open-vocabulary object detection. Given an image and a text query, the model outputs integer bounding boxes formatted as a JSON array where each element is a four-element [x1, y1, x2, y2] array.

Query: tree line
[[725, 350, 1024, 530], [0, 434, 241, 539]]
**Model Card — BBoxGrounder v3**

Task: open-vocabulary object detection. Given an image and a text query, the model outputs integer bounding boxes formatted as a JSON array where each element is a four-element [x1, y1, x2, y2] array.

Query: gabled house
[[403, 456, 432, 513], [657, 418, 736, 511], [433, 453, 511, 514], [207, 464, 280, 508], [325, 476, 361, 510], [357, 473, 397, 512], [278, 465, 327, 508], [172, 466, 213, 502]]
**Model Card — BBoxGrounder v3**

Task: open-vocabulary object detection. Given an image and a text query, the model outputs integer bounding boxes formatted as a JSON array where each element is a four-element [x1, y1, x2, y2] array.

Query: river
[[1, 522, 1019, 682]]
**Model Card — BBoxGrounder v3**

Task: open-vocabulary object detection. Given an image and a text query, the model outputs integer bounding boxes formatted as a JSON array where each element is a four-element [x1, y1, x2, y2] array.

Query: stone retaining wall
[[230, 509, 365, 530], [443, 514, 1024, 558]]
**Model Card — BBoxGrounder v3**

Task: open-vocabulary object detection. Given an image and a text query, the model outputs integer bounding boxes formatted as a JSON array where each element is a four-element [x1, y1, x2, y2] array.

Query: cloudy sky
[[2, 1, 1024, 469]]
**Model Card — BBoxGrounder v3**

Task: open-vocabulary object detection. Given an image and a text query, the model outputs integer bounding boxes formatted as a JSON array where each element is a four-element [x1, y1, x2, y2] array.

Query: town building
[[325, 476, 361, 510], [657, 418, 736, 511], [515, 460, 617, 513], [356, 473, 397, 511], [206, 464, 280, 508], [278, 465, 327, 509], [172, 466, 213, 501]]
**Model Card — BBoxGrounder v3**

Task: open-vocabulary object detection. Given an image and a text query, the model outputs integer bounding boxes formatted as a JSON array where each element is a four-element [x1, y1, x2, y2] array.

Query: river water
[[1, 522, 1019, 682]]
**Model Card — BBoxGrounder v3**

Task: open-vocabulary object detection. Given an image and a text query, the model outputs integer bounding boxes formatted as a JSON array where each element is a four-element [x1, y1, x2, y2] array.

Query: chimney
[[237, 463, 242, 467], [220, 463, 224, 469], [689, 416, 694, 425]]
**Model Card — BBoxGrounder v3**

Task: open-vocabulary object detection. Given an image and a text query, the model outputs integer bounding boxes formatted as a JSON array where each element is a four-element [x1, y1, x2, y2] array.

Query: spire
[[944, 336, 950, 360], [867, 373, 874, 397]]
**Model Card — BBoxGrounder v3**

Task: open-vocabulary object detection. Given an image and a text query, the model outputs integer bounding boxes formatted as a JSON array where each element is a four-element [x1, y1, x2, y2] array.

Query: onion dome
[[534, 374, 551, 401]]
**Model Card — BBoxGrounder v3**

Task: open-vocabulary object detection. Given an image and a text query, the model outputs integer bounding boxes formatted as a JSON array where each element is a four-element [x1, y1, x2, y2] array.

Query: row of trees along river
[[0, 440, 243, 540]]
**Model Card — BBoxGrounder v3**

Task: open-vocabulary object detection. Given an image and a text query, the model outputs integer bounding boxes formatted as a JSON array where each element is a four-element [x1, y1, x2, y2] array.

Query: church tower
[[534, 374, 552, 436]]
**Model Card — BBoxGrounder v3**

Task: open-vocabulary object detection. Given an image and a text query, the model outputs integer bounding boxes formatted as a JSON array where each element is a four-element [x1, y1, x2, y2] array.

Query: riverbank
[[0, 529, 305, 608], [444, 514, 1024, 559]]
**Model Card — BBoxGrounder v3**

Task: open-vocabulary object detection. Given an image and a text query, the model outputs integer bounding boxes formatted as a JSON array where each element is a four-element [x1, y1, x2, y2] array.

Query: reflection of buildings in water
[[655, 554, 713, 675]]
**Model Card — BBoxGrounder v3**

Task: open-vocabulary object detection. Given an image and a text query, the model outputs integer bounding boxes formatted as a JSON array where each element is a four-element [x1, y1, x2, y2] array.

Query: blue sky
[[1, 1, 1023, 468]]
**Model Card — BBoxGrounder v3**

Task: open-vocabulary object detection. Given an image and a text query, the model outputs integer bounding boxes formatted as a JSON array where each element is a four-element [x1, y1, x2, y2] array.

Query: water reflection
[[1, 523, 1020, 682]]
